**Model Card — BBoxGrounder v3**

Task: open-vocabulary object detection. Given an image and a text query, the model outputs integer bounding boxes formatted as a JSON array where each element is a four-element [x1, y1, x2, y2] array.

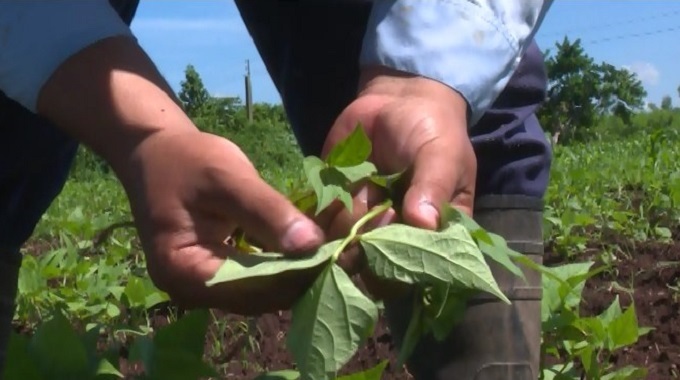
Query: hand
[[36, 36, 338, 315], [121, 130, 332, 314], [316, 66, 477, 299]]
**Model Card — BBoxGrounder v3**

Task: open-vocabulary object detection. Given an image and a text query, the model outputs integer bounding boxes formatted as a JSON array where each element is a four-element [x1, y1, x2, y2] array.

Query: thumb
[[401, 135, 475, 230], [210, 168, 325, 256]]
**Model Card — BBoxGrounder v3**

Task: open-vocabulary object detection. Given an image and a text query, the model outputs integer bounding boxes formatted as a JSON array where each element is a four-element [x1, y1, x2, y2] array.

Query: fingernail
[[281, 219, 322, 253], [356, 185, 369, 205], [419, 201, 439, 226]]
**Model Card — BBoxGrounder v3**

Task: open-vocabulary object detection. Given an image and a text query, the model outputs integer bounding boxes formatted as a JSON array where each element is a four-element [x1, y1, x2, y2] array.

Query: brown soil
[[550, 236, 680, 379]]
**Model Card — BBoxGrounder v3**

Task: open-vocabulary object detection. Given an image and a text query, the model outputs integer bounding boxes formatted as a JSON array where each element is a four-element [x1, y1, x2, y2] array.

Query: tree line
[[70, 36, 679, 181]]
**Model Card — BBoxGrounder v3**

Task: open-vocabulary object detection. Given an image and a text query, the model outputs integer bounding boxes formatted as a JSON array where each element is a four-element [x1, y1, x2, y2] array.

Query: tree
[[178, 64, 210, 117], [661, 95, 673, 111], [538, 37, 647, 144]]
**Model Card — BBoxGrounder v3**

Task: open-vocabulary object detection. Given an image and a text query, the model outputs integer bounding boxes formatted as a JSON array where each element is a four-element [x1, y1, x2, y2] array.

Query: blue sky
[[130, 1, 680, 108]]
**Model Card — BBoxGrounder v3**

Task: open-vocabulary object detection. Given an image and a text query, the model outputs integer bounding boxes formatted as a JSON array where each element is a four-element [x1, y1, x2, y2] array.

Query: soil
[[114, 231, 680, 380]]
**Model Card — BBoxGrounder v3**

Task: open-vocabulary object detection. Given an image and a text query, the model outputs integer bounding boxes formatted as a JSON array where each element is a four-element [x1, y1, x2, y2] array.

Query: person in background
[[0, 1, 553, 378]]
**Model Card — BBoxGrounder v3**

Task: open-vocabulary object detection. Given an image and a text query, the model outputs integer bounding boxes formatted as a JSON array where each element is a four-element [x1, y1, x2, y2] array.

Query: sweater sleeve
[[0, 0, 135, 113]]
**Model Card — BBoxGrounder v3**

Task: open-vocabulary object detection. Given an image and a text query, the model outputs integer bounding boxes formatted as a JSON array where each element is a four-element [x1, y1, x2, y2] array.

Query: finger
[[401, 131, 475, 230], [205, 166, 325, 256], [324, 182, 386, 240], [149, 243, 322, 313], [327, 183, 387, 275]]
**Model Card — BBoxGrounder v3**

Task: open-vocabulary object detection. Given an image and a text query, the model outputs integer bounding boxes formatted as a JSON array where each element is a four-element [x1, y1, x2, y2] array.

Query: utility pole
[[245, 59, 253, 123]]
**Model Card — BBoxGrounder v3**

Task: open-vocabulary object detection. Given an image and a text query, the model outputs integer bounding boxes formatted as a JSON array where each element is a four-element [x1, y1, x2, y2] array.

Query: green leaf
[[336, 360, 389, 380], [607, 303, 642, 351], [369, 171, 403, 189], [360, 222, 509, 304], [206, 240, 340, 286], [2, 332, 43, 380], [598, 295, 623, 326], [291, 191, 318, 214], [94, 359, 125, 378], [600, 365, 647, 380], [336, 161, 378, 184], [288, 264, 378, 380], [325, 124, 372, 167], [29, 312, 90, 379], [439, 204, 526, 281], [128, 336, 154, 371], [254, 370, 301, 380], [303, 156, 353, 215], [146, 349, 217, 380], [130, 310, 217, 380], [541, 262, 595, 322], [154, 309, 211, 360], [425, 288, 468, 341], [123, 276, 147, 308]]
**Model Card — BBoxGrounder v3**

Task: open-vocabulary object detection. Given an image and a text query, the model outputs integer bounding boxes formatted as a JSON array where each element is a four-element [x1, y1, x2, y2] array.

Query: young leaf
[[335, 161, 378, 184], [336, 360, 389, 380], [206, 240, 340, 286], [232, 229, 262, 253], [325, 124, 372, 167], [287, 264, 378, 380], [606, 303, 643, 351], [304, 156, 353, 215], [290, 190, 318, 214], [369, 171, 403, 189], [359, 223, 509, 304]]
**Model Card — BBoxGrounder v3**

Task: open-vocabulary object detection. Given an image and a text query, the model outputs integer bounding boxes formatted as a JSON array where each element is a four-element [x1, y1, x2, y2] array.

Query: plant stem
[[331, 199, 393, 262]]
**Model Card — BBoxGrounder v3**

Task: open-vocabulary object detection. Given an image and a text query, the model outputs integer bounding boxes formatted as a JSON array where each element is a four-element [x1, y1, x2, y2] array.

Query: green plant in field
[[207, 125, 536, 380], [540, 262, 651, 380], [11, 115, 672, 379]]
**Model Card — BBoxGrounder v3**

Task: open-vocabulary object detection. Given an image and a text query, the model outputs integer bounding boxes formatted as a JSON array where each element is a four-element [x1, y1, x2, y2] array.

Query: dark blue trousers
[[0, 1, 552, 377]]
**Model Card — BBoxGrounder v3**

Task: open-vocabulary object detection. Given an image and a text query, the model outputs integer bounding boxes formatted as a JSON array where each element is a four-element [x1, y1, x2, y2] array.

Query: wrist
[[358, 65, 470, 123]]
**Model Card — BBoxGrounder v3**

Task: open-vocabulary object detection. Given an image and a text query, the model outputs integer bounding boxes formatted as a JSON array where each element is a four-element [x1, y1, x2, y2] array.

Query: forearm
[[0, 1, 196, 178], [360, 0, 554, 126], [37, 36, 196, 174]]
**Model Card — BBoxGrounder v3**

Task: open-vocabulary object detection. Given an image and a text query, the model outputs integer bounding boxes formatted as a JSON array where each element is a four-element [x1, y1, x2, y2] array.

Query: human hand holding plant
[[122, 130, 336, 314], [317, 65, 477, 298], [35, 36, 354, 315]]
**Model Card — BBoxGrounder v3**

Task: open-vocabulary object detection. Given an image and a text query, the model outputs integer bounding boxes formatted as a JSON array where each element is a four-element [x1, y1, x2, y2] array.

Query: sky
[[129, 1, 680, 107]]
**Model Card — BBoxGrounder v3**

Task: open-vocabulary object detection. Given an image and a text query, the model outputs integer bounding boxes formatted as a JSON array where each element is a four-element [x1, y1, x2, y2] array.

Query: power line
[[540, 8, 680, 38], [586, 24, 680, 45]]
